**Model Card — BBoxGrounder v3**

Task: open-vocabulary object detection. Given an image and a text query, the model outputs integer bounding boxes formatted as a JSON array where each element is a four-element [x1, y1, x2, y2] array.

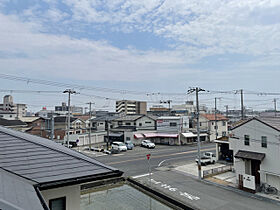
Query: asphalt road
[[137, 170, 280, 210], [95, 143, 216, 177]]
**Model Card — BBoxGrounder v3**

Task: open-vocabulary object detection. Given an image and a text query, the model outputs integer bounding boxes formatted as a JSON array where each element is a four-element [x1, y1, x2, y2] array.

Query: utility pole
[[87, 102, 94, 150], [215, 97, 217, 140], [16, 104, 19, 119], [106, 120, 110, 150], [160, 100, 172, 115], [50, 112, 54, 141], [274, 99, 277, 117], [63, 89, 77, 148], [214, 97, 221, 140], [188, 87, 205, 180], [225, 105, 228, 118], [240, 89, 244, 120]]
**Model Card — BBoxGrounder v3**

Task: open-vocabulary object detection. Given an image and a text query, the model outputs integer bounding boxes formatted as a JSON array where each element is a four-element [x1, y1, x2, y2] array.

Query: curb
[[202, 178, 280, 206]]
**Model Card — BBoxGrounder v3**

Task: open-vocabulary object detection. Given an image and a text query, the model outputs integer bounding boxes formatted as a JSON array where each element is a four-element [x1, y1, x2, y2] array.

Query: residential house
[[229, 117, 280, 192], [111, 115, 156, 143], [199, 114, 228, 141], [0, 126, 123, 210], [25, 117, 48, 138]]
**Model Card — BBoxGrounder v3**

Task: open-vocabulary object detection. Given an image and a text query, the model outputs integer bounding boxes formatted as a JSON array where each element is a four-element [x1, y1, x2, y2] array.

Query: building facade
[[116, 100, 147, 115], [229, 117, 280, 192]]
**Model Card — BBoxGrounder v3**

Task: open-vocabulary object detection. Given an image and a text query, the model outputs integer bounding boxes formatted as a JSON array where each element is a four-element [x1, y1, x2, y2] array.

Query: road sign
[[146, 154, 151, 160]]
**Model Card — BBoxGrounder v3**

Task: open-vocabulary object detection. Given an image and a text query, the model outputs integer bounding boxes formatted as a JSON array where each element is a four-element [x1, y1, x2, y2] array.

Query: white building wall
[[135, 116, 155, 130], [229, 119, 280, 189], [41, 184, 80, 210]]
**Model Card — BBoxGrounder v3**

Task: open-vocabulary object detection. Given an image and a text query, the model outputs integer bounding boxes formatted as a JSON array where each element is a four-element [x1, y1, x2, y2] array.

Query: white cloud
[[59, 0, 280, 58], [0, 13, 192, 82]]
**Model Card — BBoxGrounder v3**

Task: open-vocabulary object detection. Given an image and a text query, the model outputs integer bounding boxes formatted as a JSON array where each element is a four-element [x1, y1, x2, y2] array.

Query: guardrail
[[203, 165, 233, 178]]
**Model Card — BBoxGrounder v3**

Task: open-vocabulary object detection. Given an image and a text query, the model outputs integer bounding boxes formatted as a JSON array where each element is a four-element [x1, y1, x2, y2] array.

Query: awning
[[182, 132, 208, 138], [234, 150, 265, 161], [143, 133, 178, 138], [134, 133, 144, 139]]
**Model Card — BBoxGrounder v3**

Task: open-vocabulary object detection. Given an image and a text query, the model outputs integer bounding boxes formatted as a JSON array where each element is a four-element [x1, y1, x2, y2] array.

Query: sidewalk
[[174, 162, 280, 203]]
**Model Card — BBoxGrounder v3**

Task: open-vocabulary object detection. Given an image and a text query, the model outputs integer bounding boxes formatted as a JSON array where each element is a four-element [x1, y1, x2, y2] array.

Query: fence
[[203, 165, 233, 178]]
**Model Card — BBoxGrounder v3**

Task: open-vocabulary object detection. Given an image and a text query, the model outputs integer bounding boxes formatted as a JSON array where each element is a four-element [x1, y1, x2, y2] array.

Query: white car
[[141, 140, 155, 149], [111, 142, 127, 151]]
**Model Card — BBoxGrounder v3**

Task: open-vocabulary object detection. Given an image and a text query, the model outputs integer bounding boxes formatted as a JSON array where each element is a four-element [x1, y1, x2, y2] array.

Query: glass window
[[49, 197, 66, 210], [170, 122, 177, 127], [222, 121, 226, 126], [222, 131, 227, 137], [261, 136, 267, 148], [244, 135, 250, 146]]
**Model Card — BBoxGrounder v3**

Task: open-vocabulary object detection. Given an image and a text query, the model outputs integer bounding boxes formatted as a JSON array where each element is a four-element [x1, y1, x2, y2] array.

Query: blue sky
[[0, 0, 280, 111]]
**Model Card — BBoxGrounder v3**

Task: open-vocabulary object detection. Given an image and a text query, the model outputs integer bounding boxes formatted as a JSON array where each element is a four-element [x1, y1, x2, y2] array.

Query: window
[[214, 125, 218, 129], [199, 122, 202, 126], [222, 131, 227, 137], [145, 121, 152, 124], [222, 121, 226, 126], [139, 123, 142, 126], [126, 137, 130, 141], [49, 197, 66, 210], [244, 135, 250, 146], [212, 122, 214, 125], [261, 136, 267, 148], [170, 122, 177, 127], [125, 122, 131, 125]]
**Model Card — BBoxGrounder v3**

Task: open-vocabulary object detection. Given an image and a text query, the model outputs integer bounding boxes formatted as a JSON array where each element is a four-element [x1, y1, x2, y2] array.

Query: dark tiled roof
[[0, 168, 43, 210], [231, 117, 280, 132], [54, 116, 77, 123], [235, 150, 265, 161], [0, 126, 122, 188], [0, 118, 26, 127], [91, 115, 119, 122]]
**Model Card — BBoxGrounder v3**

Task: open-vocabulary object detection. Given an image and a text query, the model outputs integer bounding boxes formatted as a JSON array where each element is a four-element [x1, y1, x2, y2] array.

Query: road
[[95, 143, 216, 176]]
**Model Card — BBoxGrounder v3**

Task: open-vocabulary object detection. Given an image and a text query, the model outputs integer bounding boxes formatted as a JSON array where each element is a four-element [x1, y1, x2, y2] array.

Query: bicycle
[[261, 183, 278, 195]]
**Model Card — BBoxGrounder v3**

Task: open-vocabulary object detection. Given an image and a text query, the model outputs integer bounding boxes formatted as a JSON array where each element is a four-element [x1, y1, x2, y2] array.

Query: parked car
[[195, 152, 216, 165], [111, 141, 127, 151], [125, 141, 134, 150], [141, 140, 155, 149]]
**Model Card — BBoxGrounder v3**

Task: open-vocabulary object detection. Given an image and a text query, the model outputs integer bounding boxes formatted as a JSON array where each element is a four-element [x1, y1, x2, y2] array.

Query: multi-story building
[[116, 100, 147, 115], [199, 114, 228, 141], [0, 95, 27, 118], [55, 102, 83, 115]]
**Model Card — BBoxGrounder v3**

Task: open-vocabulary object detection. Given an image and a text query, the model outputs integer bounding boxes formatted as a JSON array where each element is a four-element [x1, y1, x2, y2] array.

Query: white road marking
[[150, 179, 200, 201], [112, 154, 124, 156], [132, 173, 153, 179], [158, 155, 196, 167]]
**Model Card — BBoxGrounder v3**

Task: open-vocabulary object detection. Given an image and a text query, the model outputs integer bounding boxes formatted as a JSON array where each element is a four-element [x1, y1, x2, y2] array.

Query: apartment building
[[0, 95, 27, 118], [116, 100, 147, 115]]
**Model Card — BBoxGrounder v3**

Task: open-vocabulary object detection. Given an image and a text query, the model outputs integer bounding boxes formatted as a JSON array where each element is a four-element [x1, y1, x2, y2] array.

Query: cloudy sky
[[0, 0, 279, 111]]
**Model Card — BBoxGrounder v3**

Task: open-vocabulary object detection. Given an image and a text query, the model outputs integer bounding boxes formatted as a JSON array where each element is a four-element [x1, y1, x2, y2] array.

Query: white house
[[229, 117, 280, 192]]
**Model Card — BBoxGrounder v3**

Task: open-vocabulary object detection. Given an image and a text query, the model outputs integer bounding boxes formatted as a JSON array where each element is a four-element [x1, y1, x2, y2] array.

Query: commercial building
[[116, 100, 147, 115]]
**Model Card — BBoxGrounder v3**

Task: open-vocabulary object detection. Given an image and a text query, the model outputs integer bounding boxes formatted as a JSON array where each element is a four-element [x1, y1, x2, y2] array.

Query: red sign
[[146, 154, 151, 160]]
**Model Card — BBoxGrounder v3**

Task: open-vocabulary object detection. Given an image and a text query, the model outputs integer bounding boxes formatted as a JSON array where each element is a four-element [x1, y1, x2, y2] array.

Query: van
[[111, 142, 127, 151]]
